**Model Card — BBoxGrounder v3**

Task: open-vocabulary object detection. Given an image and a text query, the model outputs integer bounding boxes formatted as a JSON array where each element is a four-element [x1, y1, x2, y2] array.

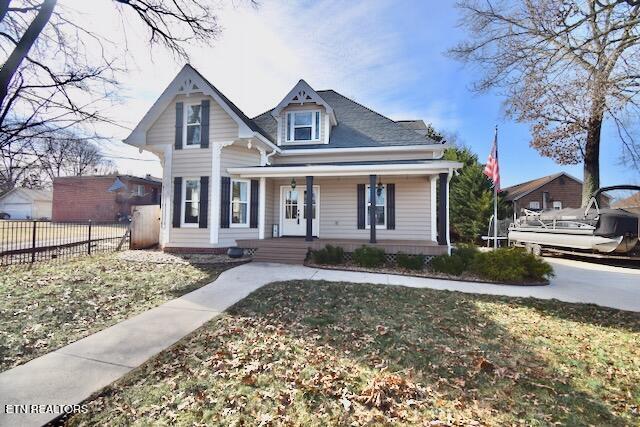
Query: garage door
[[1, 203, 32, 219]]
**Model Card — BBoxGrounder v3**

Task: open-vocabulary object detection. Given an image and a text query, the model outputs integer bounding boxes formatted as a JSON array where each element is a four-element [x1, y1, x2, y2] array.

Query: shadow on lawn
[[229, 280, 635, 425]]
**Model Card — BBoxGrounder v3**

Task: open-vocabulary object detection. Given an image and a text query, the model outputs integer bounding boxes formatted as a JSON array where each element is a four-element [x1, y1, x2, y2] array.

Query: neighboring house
[[0, 188, 52, 219], [124, 64, 461, 259], [612, 192, 640, 215], [52, 175, 161, 222], [504, 172, 610, 215]]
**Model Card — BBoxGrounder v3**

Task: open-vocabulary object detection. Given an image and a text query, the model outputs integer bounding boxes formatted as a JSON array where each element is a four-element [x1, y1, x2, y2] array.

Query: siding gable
[[146, 94, 239, 146]]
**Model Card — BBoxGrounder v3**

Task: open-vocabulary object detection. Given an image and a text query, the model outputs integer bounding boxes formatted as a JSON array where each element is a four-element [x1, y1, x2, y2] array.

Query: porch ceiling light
[[290, 177, 296, 189]]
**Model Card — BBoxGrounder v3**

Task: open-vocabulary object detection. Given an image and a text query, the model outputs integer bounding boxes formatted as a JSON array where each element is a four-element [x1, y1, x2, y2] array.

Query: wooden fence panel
[[130, 205, 160, 249]]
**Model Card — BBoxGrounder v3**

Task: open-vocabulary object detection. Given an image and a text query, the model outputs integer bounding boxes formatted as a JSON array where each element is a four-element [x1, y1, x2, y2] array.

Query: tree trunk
[[0, 0, 11, 23], [582, 112, 603, 207], [0, 0, 57, 108]]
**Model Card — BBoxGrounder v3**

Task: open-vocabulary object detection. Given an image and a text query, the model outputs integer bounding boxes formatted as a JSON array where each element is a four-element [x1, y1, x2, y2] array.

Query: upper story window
[[184, 104, 202, 147], [553, 201, 562, 210], [528, 201, 540, 210], [134, 184, 145, 196], [286, 110, 321, 142]]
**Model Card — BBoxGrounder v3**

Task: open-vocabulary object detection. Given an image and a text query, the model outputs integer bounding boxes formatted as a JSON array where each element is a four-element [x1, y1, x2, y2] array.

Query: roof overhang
[[227, 161, 462, 178]]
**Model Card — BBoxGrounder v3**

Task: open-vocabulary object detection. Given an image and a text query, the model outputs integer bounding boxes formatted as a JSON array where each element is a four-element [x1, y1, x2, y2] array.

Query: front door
[[280, 185, 319, 236]]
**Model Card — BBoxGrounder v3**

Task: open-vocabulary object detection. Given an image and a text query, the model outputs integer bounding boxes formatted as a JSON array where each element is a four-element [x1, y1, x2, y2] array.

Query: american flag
[[483, 130, 500, 191]]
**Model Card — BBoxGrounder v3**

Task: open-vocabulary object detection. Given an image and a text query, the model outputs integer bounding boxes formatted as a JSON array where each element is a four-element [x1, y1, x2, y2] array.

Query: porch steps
[[251, 240, 310, 264]]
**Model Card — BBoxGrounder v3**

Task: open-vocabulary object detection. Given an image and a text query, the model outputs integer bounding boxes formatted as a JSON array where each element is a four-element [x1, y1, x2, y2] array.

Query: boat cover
[[539, 208, 639, 237]]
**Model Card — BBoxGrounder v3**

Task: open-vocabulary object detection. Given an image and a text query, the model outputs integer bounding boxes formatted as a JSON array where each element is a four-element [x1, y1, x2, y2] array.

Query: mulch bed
[[304, 261, 550, 286], [118, 250, 249, 266]]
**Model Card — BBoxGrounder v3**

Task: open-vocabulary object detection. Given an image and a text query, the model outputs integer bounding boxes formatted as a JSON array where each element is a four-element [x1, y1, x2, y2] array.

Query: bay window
[[286, 110, 321, 142], [366, 185, 386, 228], [231, 179, 250, 227]]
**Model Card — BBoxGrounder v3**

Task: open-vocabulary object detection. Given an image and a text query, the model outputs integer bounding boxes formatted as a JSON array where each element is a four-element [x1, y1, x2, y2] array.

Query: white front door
[[280, 185, 319, 236]]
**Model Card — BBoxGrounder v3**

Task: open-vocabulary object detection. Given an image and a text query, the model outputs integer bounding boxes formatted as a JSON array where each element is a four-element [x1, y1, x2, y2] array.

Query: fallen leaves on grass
[[65, 280, 640, 426], [0, 253, 226, 371]]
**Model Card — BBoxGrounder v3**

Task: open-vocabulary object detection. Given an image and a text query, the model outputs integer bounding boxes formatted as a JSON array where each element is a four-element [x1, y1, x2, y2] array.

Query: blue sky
[[81, 0, 637, 187]]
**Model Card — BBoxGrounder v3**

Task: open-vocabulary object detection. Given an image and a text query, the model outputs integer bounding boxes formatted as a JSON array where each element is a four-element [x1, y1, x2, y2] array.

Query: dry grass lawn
[[66, 280, 640, 426], [0, 253, 228, 372]]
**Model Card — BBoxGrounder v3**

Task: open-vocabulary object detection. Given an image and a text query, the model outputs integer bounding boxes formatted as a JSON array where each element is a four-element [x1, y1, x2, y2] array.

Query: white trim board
[[228, 162, 463, 178]]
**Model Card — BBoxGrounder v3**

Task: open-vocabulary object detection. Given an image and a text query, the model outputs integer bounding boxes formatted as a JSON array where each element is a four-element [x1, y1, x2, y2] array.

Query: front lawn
[[66, 280, 640, 426], [0, 253, 229, 372]]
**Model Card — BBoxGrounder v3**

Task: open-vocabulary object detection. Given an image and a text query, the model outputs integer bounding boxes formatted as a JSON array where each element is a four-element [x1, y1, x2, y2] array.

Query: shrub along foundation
[[306, 245, 553, 286]]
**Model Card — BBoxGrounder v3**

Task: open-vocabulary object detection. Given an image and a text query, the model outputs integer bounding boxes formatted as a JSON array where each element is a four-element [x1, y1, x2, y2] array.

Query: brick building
[[52, 175, 161, 222], [504, 172, 586, 216]]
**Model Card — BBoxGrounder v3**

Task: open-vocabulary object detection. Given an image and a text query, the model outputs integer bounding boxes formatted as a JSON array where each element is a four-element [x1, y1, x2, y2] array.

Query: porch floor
[[237, 237, 447, 264]]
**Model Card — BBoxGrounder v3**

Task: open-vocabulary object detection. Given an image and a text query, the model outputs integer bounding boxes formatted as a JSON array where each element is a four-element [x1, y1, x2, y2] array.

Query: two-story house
[[124, 65, 461, 262]]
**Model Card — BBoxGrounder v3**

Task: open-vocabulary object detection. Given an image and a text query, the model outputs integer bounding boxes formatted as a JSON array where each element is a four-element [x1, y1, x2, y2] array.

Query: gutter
[[278, 144, 451, 156]]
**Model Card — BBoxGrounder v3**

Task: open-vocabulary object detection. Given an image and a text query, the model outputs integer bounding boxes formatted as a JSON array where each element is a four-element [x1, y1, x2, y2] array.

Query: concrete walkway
[[1, 259, 638, 426]]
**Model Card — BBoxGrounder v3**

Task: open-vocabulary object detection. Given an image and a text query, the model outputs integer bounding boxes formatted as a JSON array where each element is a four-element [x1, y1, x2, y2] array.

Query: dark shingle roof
[[251, 90, 439, 149], [187, 65, 274, 142]]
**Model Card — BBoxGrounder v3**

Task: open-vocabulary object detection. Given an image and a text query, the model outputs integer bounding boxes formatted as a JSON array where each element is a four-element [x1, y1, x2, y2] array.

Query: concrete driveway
[[304, 257, 640, 312], [542, 257, 640, 312]]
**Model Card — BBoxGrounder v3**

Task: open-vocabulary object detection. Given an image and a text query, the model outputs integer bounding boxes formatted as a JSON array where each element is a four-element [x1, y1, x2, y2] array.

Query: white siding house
[[0, 188, 53, 220], [124, 65, 460, 259]]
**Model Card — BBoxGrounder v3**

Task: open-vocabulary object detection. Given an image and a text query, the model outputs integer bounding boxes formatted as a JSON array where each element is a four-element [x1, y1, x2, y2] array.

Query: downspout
[[265, 149, 277, 166], [447, 168, 453, 254]]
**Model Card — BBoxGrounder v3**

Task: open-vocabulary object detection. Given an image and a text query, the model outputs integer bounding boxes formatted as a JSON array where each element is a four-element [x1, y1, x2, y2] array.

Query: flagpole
[[493, 125, 498, 249]]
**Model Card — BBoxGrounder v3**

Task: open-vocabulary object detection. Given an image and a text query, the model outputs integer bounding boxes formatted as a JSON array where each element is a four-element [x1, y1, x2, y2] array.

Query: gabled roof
[[124, 64, 276, 148], [0, 188, 52, 202], [271, 79, 337, 126], [253, 90, 440, 150], [503, 172, 581, 201], [126, 64, 442, 152]]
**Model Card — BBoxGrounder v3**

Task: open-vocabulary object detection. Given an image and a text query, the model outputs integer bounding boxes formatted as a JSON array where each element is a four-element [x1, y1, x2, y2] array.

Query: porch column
[[160, 144, 172, 247], [305, 176, 313, 241], [258, 177, 266, 239], [369, 174, 377, 244], [437, 172, 448, 246]]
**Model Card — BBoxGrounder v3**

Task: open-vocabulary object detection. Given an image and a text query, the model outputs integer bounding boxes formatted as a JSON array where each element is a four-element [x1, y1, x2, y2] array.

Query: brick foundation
[[162, 246, 229, 255]]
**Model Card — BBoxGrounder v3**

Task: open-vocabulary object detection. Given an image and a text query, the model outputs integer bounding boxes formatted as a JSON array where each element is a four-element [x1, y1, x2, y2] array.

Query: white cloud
[[56, 0, 446, 176], [388, 100, 463, 132]]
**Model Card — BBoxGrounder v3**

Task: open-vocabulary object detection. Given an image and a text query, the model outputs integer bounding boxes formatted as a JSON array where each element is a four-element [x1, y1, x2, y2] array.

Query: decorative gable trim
[[124, 64, 277, 152], [271, 79, 337, 126]]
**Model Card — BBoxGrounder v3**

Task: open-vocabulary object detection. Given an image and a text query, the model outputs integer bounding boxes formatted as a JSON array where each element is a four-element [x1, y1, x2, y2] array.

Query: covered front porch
[[227, 160, 460, 261]]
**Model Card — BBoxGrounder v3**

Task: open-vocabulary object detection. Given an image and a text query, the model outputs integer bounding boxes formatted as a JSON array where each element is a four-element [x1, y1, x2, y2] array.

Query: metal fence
[[0, 220, 130, 266]]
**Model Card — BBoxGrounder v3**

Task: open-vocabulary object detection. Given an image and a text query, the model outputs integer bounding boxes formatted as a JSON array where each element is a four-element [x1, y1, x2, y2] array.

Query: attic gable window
[[184, 104, 202, 147], [286, 110, 320, 142]]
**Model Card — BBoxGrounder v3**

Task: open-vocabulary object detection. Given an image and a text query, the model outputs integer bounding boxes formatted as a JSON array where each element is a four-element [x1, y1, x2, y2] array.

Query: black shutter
[[200, 100, 210, 148], [387, 183, 395, 230], [175, 102, 183, 150], [220, 176, 230, 228], [357, 184, 365, 229], [250, 179, 259, 228], [199, 176, 209, 228], [172, 177, 182, 228]]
